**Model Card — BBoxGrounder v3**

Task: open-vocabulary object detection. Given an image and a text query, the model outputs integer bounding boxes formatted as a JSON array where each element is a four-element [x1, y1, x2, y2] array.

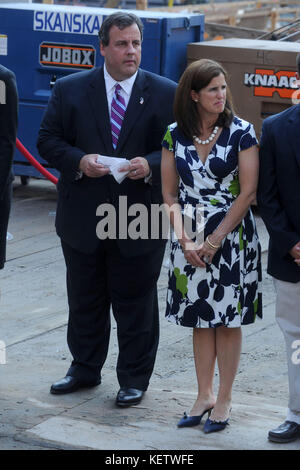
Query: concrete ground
[[0, 178, 299, 451]]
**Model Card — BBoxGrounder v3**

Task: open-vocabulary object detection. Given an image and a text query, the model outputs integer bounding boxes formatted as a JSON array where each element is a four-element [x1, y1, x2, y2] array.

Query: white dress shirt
[[104, 63, 138, 116]]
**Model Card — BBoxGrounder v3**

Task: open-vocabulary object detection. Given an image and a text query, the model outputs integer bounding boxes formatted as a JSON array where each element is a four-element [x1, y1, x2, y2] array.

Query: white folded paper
[[97, 154, 130, 184]]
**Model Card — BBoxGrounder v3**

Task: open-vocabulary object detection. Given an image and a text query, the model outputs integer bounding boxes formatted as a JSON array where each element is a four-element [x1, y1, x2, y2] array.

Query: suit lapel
[[87, 67, 113, 155], [116, 69, 150, 155], [287, 104, 300, 168]]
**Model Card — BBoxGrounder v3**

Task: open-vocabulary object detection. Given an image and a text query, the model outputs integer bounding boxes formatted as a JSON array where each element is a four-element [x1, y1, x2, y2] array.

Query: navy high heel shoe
[[177, 408, 213, 428], [203, 416, 230, 433]]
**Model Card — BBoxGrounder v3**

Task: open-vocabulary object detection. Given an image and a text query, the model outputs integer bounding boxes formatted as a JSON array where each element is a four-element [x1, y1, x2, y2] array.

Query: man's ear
[[100, 43, 105, 58]]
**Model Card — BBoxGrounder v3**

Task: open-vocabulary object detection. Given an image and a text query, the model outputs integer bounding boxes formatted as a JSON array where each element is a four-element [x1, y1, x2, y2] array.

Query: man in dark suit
[[37, 12, 176, 406], [0, 65, 18, 270], [257, 54, 300, 443]]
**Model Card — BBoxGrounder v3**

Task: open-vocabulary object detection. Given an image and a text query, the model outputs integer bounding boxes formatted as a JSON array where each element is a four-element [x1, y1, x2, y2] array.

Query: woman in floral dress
[[161, 59, 262, 433]]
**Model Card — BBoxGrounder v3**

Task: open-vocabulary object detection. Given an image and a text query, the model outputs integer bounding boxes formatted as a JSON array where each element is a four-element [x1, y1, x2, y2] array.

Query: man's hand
[[289, 241, 300, 266], [119, 157, 150, 180], [79, 154, 111, 178]]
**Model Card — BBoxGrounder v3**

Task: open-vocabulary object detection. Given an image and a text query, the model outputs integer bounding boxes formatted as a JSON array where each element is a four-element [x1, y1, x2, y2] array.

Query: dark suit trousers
[[61, 239, 165, 390]]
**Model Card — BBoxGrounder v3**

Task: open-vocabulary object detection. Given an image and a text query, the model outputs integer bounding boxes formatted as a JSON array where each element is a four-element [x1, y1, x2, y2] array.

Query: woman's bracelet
[[206, 235, 221, 250]]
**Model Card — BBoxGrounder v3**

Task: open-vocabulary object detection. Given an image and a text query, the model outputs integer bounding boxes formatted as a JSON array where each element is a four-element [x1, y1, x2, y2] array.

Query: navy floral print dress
[[162, 116, 262, 328]]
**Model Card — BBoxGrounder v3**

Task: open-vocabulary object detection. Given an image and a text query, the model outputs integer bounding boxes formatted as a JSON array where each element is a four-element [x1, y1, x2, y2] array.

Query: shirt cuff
[[144, 170, 152, 184], [75, 171, 83, 180]]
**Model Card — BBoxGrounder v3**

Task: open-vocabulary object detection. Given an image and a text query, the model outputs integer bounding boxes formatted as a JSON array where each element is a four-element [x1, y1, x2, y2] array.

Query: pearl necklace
[[193, 126, 219, 145]]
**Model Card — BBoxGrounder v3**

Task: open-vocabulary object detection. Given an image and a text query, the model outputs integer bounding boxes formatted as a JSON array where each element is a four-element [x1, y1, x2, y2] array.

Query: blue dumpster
[[0, 3, 204, 181]]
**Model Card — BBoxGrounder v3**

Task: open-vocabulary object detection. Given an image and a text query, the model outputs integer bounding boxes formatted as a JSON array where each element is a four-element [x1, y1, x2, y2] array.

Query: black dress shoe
[[116, 388, 144, 407], [50, 375, 101, 395], [268, 420, 300, 443]]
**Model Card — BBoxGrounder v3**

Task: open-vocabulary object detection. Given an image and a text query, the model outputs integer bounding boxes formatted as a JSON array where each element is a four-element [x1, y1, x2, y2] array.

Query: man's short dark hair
[[98, 12, 144, 46]]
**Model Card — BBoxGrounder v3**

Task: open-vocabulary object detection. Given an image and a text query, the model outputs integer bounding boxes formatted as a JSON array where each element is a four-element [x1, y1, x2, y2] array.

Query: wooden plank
[[136, 0, 148, 9], [205, 22, 266, 40], [149, 1, 257, 14]]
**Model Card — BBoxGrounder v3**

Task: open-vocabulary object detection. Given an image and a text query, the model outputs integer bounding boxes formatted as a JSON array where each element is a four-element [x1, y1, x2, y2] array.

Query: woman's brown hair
[[174, 59, 234, 140]]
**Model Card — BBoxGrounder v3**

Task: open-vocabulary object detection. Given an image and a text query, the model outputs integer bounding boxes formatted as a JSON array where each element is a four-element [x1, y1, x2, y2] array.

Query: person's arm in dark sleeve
[[257, 119, 300, 258], [37, 80, 85, 181], [0, 68, 18, 199]]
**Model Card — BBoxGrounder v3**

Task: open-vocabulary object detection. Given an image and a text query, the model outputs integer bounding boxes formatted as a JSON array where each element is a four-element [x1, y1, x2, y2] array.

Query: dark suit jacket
[[257, 104, 300, 282], [0, 65, 18, 269], [37, 67, 176, 256]]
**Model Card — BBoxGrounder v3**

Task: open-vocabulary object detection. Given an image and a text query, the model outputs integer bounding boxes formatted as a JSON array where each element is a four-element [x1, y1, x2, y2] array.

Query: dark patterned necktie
[[111, 84, 126, 149]]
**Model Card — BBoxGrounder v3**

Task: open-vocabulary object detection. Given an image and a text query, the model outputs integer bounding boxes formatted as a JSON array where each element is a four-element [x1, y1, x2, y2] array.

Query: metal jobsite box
[[187, 38, 300, 138], [0, 3, 204, 181]]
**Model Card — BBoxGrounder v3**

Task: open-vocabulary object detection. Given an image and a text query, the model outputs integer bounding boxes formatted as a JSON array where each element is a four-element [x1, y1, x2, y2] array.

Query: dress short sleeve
[[162, 123, 176, 152], [238, 122, 258, 152]]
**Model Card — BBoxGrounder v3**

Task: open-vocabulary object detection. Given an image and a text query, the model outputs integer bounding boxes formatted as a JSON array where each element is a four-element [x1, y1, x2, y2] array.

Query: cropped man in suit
[[37, 12, 176, 406], [257, 54, 300, 443], [0, 65, 18, 270]]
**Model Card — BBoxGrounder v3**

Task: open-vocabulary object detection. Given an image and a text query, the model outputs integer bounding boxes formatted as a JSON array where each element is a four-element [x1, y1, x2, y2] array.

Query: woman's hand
[[196, 239, 220, 265], [197, 237, 221, 264], [180, 239, 206, 268]]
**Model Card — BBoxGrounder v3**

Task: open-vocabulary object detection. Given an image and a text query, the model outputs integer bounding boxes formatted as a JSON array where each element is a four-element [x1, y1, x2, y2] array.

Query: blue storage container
[[0, 3, 204, 180]]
